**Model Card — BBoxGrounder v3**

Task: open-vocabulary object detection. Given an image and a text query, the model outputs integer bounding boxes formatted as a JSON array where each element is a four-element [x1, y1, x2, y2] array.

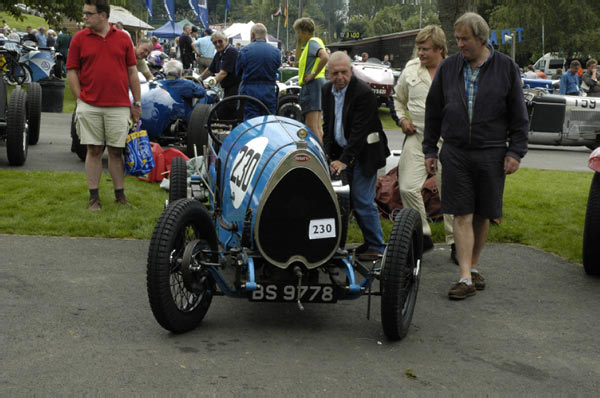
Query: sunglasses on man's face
[[212, 39, 224, 44]]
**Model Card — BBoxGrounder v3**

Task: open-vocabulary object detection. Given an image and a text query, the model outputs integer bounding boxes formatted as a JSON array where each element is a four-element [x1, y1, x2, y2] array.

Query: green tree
[[489, 0, 600, 63], [0, 0, 83, 26]]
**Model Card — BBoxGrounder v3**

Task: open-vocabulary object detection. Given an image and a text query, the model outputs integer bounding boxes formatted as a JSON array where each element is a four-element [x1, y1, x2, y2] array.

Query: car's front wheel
[[147, 199, 218, 333], [380, 208, 422, 341]]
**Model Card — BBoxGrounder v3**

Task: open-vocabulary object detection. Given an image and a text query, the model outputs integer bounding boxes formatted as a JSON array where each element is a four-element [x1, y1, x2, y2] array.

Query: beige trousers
[[397, 132, 454, 244]]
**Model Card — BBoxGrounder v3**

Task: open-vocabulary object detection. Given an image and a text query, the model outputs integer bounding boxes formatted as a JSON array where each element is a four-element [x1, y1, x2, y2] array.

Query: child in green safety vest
[[293, 17, 329, 143]]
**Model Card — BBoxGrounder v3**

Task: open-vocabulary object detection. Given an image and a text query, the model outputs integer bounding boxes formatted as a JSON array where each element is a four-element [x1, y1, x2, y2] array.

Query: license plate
[[309, 218, 335, 240], [249, 284, 337, 303]]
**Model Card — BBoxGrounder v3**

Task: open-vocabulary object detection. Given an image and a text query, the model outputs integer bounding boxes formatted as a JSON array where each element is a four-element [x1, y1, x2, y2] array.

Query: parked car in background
[[524, 88, 600, 150], [352, 58, 395, 108]]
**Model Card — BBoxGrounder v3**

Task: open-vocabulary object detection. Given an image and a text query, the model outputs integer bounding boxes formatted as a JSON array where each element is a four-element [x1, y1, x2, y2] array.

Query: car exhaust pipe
[[331, 179, 350, 196]]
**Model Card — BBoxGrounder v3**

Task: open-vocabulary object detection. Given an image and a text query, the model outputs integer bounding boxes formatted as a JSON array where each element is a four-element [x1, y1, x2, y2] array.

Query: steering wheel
[[206, 95, 271, 145]]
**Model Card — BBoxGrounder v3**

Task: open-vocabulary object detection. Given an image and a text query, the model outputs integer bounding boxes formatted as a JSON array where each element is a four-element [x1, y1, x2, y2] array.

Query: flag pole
[[225, 9, 228, 29], [277, 13, 280, 41]]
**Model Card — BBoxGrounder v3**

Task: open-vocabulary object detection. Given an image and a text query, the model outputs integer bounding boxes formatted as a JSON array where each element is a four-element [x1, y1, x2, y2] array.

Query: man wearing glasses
[[66, 0, 141, 211], [200, 31, 240, 100]]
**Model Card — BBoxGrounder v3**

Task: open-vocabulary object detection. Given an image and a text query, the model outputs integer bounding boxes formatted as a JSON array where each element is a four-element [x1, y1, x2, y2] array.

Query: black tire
[[586, 144, 599, 151], [186, 103, 211, 157], [70, 111, 87, 161], [169, 157, 188, 203], [26, 82, 42, 145], [380, 208, 423, 341], [277, 94, 303, 122], [583, 172, 600, 275], [6, 88, 28, 166], [147, 199, 218, 333]]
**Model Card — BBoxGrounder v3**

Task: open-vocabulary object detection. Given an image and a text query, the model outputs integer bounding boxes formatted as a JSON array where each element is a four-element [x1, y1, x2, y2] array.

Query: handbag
[[124, 121, 155, 176]]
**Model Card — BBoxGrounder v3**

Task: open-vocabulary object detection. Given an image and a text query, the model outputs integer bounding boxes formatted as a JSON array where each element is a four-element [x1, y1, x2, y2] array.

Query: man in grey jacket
[[423, 12, 528, 300]]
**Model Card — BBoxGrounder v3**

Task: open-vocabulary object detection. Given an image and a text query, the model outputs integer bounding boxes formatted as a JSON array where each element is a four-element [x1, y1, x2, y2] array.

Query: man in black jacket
[[323, 51, 390, 260], [423, 12, 528, 300]]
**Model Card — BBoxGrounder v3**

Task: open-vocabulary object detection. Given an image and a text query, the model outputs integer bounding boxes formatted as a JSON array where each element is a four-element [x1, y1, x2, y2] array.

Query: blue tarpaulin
[[151, 21, 182, 39]]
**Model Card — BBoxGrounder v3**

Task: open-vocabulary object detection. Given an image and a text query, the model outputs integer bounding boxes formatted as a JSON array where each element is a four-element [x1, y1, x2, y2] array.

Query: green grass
[[0, 170, 167, 239], [0, 168, 592, 263], [347, 168, 592, 264], [0, 11, 48, 32]]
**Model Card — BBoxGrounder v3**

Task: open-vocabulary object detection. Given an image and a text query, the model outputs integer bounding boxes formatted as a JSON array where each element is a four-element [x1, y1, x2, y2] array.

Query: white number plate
[[250, 284, 336, 303], [309, 218, 336, 240]]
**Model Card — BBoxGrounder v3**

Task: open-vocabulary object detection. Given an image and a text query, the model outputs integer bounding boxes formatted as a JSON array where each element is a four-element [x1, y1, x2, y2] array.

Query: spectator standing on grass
[[193, 28, 216, 73], [323, 51, 390, 261], [55, 27, 72, 60], [581, 59, 600, 97], [393, 25, 457, 263], [294, 17, 328, 143], [200, 31, 240, 100], [46, 29, 56, 47], [236, 23, 281, 120], [179, 24, 195, 70], [36, 26, 47, 47], [23, 26, 37, 43], [560, 60, 580, 95], [524, 65, 537, 79], [423, 12, 528, 300], [66, 0, 141, 212]]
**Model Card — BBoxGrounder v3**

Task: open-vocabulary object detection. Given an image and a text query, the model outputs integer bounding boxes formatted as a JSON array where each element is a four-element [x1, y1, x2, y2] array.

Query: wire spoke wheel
[[147, 199, 218, 333]]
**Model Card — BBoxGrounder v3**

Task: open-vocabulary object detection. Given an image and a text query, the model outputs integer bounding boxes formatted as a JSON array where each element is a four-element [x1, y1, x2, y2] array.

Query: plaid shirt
[[463, 45, 493, 122]]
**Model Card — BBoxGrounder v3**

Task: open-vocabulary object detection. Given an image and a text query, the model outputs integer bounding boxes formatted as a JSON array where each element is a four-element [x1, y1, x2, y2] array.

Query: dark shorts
[[439, 144, 507, 219], [299, 78, 324, 114]]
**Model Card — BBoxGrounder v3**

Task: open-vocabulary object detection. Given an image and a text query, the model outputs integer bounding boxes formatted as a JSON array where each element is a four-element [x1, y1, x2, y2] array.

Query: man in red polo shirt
[[66, 0, 141, 212]]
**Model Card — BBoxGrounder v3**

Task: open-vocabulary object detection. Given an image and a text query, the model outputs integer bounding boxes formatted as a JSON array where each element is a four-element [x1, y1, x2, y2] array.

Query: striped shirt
[[463, 45, 493, 122]]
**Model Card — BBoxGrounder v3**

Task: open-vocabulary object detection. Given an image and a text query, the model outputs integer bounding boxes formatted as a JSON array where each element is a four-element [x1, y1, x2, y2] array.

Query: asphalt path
[[1, 112, 599, 395], [1, 235, 599, 395]]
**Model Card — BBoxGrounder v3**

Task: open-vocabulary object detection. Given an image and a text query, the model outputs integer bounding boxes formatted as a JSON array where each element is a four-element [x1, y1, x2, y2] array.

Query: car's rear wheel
[[187, 103, 211, 157], [26, 82, 42, 145], [70, 111, 87, 161], [169, 157, 188, 203], [147, 199, 218, 333], [380, 208, 422, 341], [6, 88, 28, 166], [583, 172, 600, 275], [277, 94, 303, 122]]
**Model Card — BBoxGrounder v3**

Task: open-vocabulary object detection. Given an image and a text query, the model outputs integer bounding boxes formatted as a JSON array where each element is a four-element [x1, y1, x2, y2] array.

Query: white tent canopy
[[109, 6, 154, 30], [223, 21, 279, 48]]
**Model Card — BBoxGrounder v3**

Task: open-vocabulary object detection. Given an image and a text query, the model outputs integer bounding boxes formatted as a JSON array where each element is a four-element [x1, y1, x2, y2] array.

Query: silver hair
[[251, 23, 267, 39], [163, 59, 183, 77], [454, 12, 489, 45], [328, 51, 352, 68], [138, 38, 152, 46], [211, 31, 227, 42]]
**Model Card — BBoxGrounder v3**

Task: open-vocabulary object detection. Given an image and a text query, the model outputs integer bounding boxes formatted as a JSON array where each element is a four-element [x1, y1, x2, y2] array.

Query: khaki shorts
[[75, 99, 130, 148]]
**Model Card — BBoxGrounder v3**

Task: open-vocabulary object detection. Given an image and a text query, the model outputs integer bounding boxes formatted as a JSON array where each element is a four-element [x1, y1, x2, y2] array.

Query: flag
[[145, 0, 153, 18], [226, 0, 230, 11], [190, 0, 209, 29], [284, 1, 288, 28], [164, 0, 175, 21], [272, 5, 281, 20]]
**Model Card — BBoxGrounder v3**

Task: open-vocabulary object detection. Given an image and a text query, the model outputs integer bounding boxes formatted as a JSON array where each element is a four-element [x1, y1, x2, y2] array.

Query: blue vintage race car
[[146, 97, 423, 340]]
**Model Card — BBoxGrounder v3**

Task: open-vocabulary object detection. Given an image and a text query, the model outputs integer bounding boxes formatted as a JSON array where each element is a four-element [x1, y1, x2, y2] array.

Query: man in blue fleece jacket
[[423, 12, 528, 300]]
